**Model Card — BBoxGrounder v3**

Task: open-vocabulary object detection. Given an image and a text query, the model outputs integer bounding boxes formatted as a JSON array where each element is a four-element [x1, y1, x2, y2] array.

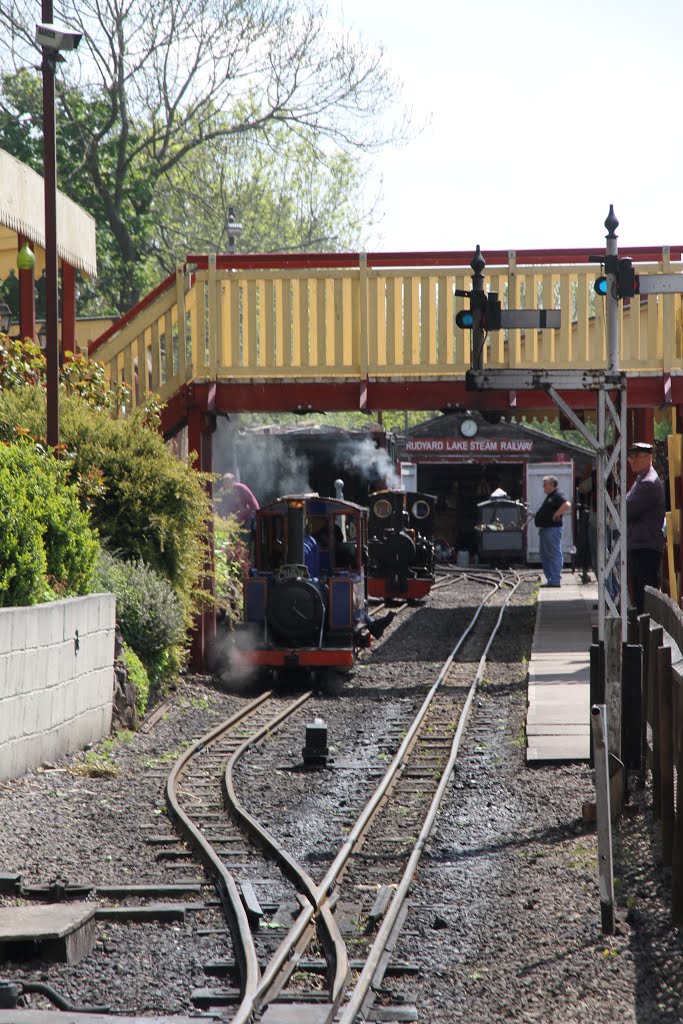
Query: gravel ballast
[[0, 573, 681, 1022]]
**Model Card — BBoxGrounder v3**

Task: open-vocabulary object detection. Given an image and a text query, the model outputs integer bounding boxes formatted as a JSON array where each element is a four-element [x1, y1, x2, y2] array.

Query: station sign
[[405, 438, 534, 455]]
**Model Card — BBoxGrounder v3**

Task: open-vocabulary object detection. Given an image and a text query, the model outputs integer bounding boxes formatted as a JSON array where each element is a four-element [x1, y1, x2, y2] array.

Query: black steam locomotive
[[367, 489, 436, 601], [237, 493, 370, 673]]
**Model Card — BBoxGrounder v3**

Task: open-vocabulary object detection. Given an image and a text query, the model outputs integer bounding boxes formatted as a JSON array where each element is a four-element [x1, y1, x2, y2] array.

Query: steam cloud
[[336, 437, 401, 490], [234, 435, 312, 505]]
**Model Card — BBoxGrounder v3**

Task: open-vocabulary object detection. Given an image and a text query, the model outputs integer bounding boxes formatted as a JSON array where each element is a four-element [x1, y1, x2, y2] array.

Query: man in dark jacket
[[626, 442, 665, 613], [534, 475, 572, 587]]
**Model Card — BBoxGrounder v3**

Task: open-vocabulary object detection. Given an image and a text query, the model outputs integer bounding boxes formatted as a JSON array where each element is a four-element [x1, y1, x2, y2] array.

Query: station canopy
[[0, 147, 97, 280]]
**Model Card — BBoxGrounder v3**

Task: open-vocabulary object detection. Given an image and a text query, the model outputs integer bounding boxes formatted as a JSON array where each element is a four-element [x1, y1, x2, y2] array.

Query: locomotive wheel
[[266, 577, 324, 644]]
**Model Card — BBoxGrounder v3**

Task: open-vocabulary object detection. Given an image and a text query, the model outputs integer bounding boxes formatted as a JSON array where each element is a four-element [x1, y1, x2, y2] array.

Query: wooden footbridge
[[90, 243, 683, 667], [90, 246, 683, 437]]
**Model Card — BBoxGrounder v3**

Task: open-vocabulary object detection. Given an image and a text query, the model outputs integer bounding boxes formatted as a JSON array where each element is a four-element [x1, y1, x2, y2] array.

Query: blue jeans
[[539, 526, 563, 585]]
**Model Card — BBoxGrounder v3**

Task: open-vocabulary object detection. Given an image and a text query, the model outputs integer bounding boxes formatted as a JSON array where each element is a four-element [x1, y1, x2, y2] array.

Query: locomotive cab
[[238, 493, 369, 673], [367, 489, 436, 600], [475, 496, 528, 566]]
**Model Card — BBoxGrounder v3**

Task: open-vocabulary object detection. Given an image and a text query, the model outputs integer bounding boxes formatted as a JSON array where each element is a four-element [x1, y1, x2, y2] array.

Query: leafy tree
[[237, 409, 439, 432], [153, 123, 375, 270], [0, 0, 406, 313]]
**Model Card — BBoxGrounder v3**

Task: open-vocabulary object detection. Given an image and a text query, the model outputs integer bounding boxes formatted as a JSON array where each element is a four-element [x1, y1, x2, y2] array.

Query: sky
[[331, 0, 683, 254]]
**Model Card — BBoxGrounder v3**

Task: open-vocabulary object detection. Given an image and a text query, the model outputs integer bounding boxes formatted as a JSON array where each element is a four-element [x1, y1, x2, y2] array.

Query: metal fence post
[[589, 639, 605, 765], [638, 613, 651, 781], [649, 625, 664, 819], [672, 663, 683, 923], [658, 645, 674, 868], [591, 703, 615, 934], [621, 642, 643, 774]]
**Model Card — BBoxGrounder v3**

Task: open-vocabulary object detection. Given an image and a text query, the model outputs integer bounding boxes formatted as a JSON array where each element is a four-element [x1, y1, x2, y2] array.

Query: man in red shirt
[[217, 472, 259, 524]]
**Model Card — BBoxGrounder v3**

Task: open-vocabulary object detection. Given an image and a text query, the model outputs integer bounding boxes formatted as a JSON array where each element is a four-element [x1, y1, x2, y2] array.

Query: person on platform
[[626, 442, 665, 614], [577, 462, 597, 578], [217, 472, 259, 524], [534, 475, 572, 588]]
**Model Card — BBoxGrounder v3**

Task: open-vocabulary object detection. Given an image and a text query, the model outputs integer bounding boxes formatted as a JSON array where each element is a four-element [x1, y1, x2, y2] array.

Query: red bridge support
[[188, 406, 217, 672]]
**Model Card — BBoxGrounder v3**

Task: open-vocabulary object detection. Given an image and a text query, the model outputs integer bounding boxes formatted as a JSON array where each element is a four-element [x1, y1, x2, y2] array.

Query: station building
[[396, 411, 595, 561]]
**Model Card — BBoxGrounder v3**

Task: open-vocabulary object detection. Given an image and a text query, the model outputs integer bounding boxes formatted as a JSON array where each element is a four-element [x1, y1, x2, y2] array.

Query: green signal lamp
[[17, 242, 35, 272]]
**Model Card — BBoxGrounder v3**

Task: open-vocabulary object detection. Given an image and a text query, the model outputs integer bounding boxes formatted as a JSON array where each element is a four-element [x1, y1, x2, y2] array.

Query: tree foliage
[[0, 0, 406, 312], [153, 122, 375, 272]]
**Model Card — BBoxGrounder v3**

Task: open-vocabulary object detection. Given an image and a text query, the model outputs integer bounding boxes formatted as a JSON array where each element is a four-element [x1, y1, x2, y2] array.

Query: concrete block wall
[[0, 593, 116, 781]]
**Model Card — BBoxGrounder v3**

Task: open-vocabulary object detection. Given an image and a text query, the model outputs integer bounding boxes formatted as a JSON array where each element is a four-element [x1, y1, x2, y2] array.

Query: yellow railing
[[90, 250, 683, 409]]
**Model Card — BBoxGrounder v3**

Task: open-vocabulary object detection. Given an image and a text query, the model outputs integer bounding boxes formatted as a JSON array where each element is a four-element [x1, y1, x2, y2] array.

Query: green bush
[[0, 440, 97, 605], [93, 549, 186, 684], [214, 513, 250, 622], [0, 461, 46, 605], [0, 372, 211, 641], [123, 641, 150, 717]]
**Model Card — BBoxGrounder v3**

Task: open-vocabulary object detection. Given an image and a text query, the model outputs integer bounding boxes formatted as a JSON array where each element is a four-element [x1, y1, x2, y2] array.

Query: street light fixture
[[227, 206, 243, 256], [38, 325, 47, 351], [0, 303, 11, 335], [37, 8, 81, 448]]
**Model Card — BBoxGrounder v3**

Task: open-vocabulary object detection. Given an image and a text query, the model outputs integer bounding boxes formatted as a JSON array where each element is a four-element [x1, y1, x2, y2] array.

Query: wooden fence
[[89, 248, 683, 411], [638, 587, 683, 921]]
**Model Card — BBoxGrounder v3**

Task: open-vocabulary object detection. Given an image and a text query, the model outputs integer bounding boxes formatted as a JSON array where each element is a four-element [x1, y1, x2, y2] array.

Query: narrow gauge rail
[[164, 570, 525, 1023]]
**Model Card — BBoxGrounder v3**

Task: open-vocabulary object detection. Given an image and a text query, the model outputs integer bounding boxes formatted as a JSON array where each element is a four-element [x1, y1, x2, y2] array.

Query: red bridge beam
[[160, 375, 679, 435]]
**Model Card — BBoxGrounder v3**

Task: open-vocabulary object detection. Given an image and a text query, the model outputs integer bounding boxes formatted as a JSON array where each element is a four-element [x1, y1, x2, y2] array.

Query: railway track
[[163, 568, 528, 1022]]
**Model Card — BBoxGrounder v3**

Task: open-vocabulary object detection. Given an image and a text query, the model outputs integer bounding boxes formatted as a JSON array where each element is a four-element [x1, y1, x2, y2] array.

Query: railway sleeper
[[203, 957, 419, 978]]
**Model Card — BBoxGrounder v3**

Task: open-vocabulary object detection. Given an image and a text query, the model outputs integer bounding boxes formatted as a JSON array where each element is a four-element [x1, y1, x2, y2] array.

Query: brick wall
[[0, 594, 116, 781]]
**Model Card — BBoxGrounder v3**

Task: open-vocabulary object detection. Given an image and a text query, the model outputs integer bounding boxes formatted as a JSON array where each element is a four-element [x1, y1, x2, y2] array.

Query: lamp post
[[0, 303, 11, 335], [37, 7, 81, 448], [227, 206, 243, 255]]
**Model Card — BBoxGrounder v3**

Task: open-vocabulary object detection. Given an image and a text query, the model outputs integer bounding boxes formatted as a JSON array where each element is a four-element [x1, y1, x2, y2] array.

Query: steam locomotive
[[367, 489, 436, 601], [237, 493, 371, 673]]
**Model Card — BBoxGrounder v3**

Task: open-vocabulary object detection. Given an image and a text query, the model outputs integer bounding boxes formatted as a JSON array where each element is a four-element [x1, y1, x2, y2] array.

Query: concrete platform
[[0, 903, 96, 964], [526, 573, 597, 763]]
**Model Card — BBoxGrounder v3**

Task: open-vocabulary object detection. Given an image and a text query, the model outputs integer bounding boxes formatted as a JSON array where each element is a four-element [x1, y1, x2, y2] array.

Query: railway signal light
[[455, 309, 474, 329], [456, 289, 559, 332], [485, 292, 502, 331], [591, 255, 639, 299], [455, 291, 501, 331]]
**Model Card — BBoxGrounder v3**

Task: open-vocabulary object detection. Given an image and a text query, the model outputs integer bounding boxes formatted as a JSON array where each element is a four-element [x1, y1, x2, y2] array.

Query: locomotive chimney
[[286, 500, 306, 565], [334, 479, 344, 499]]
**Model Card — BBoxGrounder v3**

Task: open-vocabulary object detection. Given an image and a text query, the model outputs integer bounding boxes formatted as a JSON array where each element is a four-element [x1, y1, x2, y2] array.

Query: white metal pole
[[605, 205, 619, 373]]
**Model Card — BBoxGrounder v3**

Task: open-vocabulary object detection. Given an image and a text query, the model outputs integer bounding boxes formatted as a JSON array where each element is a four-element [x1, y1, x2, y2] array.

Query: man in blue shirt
[[626, 442, 665, 613], [534, 475, 572, 587]]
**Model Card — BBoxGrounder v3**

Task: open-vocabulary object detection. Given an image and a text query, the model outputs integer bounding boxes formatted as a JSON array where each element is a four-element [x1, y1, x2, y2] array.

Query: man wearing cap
[[626, 442, 665, 613], [534, 475, 572, 587]]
